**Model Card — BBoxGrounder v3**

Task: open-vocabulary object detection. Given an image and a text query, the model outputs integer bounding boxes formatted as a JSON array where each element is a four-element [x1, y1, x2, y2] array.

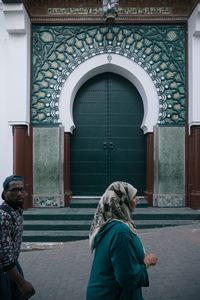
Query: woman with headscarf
[[86, 181, 157, 300]]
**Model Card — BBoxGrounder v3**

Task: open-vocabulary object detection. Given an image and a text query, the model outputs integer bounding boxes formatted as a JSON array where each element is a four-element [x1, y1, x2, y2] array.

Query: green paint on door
[[71, 73, 146, 196]]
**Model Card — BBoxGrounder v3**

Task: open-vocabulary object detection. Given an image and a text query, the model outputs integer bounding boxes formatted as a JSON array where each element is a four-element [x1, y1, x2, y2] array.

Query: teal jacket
[[86, 221, 149, 300]]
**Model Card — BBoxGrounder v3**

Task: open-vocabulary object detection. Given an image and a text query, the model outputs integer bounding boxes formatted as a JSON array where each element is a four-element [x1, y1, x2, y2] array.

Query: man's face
[[3, 180, 26, 209]]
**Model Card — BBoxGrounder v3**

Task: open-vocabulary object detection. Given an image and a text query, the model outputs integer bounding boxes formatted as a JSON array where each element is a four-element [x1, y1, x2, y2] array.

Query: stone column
[[187, 126, 200, 209], [33, 126, 64, 207], [153, 126, 185, 207]]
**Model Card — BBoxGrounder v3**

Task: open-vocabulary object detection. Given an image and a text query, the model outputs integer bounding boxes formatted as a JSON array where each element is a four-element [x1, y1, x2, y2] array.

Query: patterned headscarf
[[89, 181, 138, 250]]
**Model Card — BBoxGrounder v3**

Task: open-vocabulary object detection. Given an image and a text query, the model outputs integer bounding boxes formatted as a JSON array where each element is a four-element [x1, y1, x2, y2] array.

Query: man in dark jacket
[[0, 175, 35, 300]]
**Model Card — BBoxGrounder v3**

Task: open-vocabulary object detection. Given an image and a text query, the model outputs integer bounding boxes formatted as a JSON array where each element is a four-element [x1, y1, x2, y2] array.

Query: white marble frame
[[59, 54, 159, 134]]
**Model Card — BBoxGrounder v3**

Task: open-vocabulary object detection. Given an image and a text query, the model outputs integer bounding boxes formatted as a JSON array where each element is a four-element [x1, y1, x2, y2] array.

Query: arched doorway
[[71, 72, 146, 196]]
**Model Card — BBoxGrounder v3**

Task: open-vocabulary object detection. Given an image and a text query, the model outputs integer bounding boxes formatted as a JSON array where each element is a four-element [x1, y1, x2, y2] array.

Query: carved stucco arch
[[59, 54, 159, 134]]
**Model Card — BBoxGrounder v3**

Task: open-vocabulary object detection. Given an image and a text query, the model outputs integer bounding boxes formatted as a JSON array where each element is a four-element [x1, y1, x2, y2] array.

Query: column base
[[33, 194, 64, 207], [153, 194, 185, 207], [144, 191, 153, 206], [188, 192, 200, 209]]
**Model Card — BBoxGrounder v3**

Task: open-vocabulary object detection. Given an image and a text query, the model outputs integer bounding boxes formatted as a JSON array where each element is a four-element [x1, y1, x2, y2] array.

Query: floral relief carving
[[32, 25, 186, 125]]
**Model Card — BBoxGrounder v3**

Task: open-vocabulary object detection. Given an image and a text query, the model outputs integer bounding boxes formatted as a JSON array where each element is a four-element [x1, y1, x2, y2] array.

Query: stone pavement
[[19, 222, 200, 300]]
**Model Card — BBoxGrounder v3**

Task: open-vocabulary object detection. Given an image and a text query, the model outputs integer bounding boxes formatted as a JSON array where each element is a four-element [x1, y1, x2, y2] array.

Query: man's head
[[2, 175, 26, 209]]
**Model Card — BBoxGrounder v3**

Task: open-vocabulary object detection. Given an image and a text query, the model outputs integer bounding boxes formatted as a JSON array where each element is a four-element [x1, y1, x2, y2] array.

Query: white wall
[[188, 2, 200, 130], [0, 1, 13, 202], [0, 1, 31, 202]]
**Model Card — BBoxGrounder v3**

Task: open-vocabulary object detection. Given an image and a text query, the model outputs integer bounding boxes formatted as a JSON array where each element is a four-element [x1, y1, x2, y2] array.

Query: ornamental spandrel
[[32, 25, 186, 125]]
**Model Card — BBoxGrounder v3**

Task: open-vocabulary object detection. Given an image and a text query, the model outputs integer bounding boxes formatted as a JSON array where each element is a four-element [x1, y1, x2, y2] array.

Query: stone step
[[22, 220, 200, 242], [69, 196, 148, 208], [23, 220, 92, 231], [22, 206, 200, 242], [23, 207, 200, 221], [23, 219, 198, 231], [22, 230, 89, 242]]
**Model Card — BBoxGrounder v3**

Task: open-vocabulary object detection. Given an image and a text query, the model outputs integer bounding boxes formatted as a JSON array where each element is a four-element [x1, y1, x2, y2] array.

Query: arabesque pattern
[[32, 25, 186, 125]]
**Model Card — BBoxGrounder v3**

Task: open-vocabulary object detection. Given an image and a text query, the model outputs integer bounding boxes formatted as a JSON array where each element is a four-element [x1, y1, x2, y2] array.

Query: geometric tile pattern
[[32, 25, 186, 125]]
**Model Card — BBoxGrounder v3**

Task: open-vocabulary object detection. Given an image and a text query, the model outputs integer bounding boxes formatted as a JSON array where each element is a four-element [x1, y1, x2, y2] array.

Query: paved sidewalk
[[19, 222, 200, 300]]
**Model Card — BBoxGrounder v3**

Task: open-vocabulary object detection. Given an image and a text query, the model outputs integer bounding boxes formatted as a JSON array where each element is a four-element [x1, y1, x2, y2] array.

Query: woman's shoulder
[[110, 221, 139, 244], [110, 220, 131, 234]]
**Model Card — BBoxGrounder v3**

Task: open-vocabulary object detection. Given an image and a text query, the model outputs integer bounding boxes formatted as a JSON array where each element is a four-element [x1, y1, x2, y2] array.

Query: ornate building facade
[[0, 0, 200, 209]]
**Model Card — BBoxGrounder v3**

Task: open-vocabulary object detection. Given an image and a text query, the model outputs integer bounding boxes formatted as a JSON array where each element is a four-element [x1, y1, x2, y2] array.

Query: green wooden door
[[71, 72, 146, 196]]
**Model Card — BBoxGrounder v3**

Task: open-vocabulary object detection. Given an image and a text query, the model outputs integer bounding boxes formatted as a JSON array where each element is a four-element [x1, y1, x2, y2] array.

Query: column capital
[[3, 2, 29, 34], [194, 3, 200, 36]]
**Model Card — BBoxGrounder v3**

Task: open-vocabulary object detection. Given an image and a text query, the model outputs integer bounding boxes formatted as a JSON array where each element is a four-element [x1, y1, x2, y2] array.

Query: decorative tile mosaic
[[153, 194, 185, 207], [33, 195, 64, 207], [32, 25, 186, 125]]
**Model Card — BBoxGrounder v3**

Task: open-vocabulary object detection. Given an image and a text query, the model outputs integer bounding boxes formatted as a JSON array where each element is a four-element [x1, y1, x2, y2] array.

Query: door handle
[[103, 141, 113, 149], [109, 142, 113, 149]]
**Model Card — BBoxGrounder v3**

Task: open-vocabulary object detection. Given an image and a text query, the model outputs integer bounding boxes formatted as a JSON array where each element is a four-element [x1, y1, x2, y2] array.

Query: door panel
[[71, 75, 108, 195], [108, 74, 146, 194], [71, 72, 146, 195]]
